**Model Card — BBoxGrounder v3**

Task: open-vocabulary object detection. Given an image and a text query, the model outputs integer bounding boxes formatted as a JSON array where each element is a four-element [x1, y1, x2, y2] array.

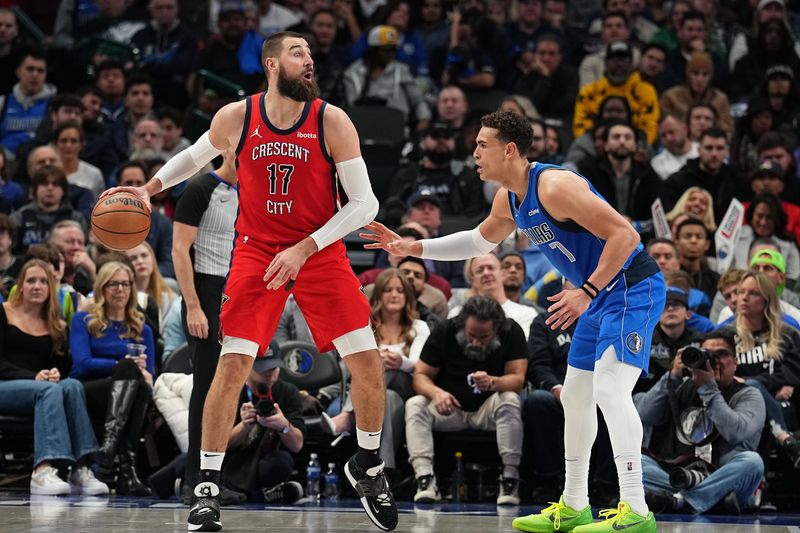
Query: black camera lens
[[682, 347, 710, 369], [256, 398, 275, 417], [669, 466, 708, 490]]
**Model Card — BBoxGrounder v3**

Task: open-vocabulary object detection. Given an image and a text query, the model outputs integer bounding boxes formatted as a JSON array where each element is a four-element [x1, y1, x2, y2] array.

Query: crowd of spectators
[[2, 0, 800, 514]]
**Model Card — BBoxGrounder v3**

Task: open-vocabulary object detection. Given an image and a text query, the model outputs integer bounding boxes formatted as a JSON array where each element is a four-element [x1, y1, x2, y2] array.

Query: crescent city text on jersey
[[251, 142, 310, 163]]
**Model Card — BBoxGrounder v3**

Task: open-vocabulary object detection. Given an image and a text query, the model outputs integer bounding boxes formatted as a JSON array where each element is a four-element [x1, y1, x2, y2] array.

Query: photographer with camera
[[635, 330, 766, 514], [221, 341, 305, 503]]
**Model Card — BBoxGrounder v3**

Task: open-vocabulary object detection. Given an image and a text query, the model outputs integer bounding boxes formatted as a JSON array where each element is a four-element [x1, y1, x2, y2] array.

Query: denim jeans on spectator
[[641, 452, 764, 513], [0, 378, 98, 467], [744, 378, 795, 431]]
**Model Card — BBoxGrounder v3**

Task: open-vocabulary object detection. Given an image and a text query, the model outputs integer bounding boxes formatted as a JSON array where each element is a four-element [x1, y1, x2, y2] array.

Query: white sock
[[356, 427, 381, 451], [614, 451, 648, 516], [503, 465, 519, 479], [200, 450, 225, 471], [563, 456, 591, 510], [561, 366, 597, 511]]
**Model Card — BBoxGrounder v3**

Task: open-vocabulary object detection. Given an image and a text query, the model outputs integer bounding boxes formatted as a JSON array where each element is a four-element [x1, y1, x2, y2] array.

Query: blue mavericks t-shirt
[[508, 162, 644, 288]]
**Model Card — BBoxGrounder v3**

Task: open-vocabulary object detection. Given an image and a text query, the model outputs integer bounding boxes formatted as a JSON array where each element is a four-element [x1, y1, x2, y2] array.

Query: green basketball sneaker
[[511, 497, 594, 532], [572, 502, 656, 533]]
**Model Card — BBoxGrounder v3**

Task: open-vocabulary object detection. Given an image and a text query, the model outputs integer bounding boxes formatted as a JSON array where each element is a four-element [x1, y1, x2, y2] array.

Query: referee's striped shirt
[[174, 172, 238, 277]]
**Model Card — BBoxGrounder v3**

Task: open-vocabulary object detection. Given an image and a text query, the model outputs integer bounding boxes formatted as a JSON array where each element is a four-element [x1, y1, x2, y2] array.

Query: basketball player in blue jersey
[[362, 111, 665, 533]]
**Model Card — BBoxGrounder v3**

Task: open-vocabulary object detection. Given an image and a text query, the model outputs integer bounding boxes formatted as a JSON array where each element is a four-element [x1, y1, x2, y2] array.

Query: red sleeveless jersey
[[234, 94, 338, 245]]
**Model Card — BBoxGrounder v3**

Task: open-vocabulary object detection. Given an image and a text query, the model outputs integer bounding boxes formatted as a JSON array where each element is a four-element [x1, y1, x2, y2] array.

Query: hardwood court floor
[[2, 494, 800, 532]]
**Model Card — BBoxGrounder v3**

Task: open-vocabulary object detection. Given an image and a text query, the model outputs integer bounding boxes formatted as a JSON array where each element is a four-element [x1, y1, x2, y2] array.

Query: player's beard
[[277, 69, 320, 102]]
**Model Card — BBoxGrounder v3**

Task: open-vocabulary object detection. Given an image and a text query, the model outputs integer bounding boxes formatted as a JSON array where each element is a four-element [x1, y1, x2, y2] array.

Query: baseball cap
[[407, 189, 442, 209], [252, 340, 284, 373], [606, 41, 633, 58], [757, 0, 784, 10], [750, 248, 786, 273], [665, 286, 689, 307], [218, 0, 247, 16], [367, 25, 400, 47], [751, 160, 784, 181], [765, 64, 794, 80]]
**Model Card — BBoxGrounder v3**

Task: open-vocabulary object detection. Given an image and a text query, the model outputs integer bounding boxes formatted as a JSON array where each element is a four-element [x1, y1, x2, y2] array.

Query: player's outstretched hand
[[98, 185, 152, 213], [546, 288, 592, 330], [360, 221, 422, 257]]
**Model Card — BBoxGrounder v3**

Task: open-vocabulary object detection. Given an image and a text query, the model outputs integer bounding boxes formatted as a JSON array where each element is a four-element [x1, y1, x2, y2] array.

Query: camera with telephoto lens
[[681, 346, 716, 369], [255, 383, 275, 417], [669, 464, 709, 490]]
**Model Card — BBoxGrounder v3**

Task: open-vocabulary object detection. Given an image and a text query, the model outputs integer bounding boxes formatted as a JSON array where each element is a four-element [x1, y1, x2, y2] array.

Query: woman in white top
[[52, 123, 105, 198], [331, 268, 430, 469]]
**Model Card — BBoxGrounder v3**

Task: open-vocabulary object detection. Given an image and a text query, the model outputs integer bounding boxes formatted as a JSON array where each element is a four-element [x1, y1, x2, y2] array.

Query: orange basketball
[[91, 192, 151, 251]]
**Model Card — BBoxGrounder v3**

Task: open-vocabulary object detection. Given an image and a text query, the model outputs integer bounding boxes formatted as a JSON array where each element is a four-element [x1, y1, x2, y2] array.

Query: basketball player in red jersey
[[102, 32, 397, 532]]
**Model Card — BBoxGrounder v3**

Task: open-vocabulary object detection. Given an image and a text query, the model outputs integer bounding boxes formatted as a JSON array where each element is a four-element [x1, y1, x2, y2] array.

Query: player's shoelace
[[541, 501, 566, 530], [354, 476, 393, 507], [597, 503, 627, 524]]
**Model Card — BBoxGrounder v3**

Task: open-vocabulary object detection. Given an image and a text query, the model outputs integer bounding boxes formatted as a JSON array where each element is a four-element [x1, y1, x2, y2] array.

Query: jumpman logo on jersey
[[250, 124, 263, 139]]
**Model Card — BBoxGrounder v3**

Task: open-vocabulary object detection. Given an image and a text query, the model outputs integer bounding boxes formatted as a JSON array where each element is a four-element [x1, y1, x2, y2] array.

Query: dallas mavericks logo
[[626, 332, 643, 353]]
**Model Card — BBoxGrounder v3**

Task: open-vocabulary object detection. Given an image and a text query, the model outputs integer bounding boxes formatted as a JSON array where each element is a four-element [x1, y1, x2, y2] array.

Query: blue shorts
[[568, 270, 666, 375]]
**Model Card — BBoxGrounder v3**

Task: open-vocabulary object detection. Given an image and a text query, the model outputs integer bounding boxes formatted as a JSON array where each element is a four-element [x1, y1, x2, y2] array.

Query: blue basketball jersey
[[508, 162, 644, 288]]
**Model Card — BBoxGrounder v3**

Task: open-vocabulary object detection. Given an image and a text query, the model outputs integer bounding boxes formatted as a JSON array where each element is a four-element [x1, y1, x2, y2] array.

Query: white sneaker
[[69, 466, 109, 496], [496, 477, 520, 505], [413, 475, 440, 503], [30, 466, 71, 495]]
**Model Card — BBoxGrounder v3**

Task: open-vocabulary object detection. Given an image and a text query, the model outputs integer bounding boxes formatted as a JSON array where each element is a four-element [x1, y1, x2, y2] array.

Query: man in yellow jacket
[[573, 41, 659, 145]]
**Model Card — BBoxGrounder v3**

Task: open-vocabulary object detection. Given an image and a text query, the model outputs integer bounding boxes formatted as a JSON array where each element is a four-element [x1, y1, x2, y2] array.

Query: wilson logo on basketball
[[103, 196, 144, 209]]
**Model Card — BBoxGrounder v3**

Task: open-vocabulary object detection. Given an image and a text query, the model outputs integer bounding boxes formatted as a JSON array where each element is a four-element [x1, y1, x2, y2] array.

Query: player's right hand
[[360, 221, 421, 257], [186, 305, 210, 339], [98, 185, 152, 214]]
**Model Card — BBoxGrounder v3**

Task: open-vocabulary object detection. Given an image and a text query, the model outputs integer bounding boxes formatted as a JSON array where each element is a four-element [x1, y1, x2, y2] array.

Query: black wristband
[[584, 280, 600, 295], [580, 284, 596, 299]]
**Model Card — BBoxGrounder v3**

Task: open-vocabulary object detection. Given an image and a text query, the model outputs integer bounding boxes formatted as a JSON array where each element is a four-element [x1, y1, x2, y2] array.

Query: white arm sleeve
[[310, 157, 379, 251], [152, 131, 223, 190], [420, 227, 498, 261]]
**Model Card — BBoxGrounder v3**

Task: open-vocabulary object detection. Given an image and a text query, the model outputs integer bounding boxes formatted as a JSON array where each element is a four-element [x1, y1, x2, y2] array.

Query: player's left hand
[[263, 238, 317, 290], [546, 288, 591, 330]]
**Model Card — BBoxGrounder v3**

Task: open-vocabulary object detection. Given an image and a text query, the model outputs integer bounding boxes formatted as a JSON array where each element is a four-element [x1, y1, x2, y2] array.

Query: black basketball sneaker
[[187, 483, 222, 532], [344, 455, 398, 531]]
